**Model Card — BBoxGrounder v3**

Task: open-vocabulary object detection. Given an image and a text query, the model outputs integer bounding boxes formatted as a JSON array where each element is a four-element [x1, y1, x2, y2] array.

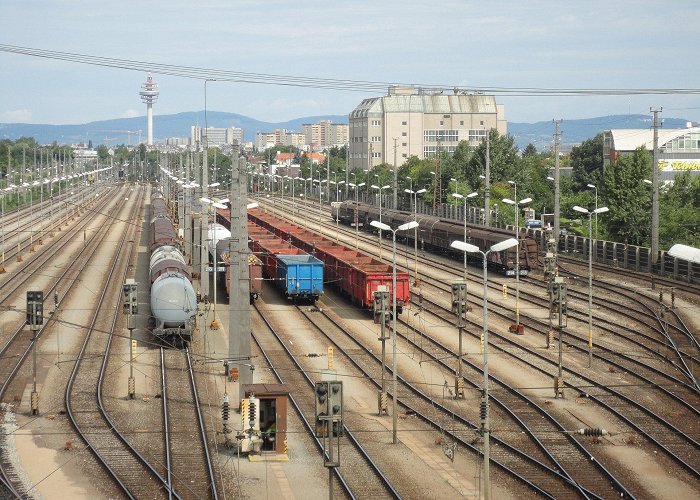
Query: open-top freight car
[[336, 201, 538, 276], [246, 209, 410, 313], [211, 212, 323, 303], [207, 222, 263, 303], [248, 222, 324, 303]]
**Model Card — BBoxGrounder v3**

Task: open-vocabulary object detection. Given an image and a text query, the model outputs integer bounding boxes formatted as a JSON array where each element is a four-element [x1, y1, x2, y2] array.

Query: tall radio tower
[[139, 74, 159, 146]]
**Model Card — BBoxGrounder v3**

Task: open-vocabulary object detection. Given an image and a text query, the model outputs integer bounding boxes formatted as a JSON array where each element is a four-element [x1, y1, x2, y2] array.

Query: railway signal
[[551, 276, 567, 398], [451, 281, 467, 399], [315, 379, 343, 497], [26, 290, 44, 415], [123, 279, 138, 398], [374, 288, 390, 415]]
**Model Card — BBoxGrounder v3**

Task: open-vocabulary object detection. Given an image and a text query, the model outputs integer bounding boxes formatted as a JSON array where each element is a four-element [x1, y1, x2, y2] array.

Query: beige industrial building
[[191, 125, 243, 147], [348, 86, 506, 170], [301, 120, 349, 149]]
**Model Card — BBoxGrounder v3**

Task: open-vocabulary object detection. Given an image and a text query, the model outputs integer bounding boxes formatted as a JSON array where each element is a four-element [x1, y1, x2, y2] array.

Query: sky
[[1, 0, 699, 126]]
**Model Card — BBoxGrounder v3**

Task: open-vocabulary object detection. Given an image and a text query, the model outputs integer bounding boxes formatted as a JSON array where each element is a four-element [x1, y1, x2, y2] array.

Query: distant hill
[[0, 111, 349, 145], [0, 112, 694, 151], [509, 114, 693, 151]]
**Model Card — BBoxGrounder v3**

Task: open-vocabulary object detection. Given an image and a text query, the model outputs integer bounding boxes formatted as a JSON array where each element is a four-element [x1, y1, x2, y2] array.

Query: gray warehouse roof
[[350, 93, 498, 118]]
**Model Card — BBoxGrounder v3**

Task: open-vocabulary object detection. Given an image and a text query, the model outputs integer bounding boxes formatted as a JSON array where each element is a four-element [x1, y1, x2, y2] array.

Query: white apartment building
[[348, 86, 507, 170], [255, 129, 306, 151], [191, 126, 243, 147], [301, 120, 349, 149]]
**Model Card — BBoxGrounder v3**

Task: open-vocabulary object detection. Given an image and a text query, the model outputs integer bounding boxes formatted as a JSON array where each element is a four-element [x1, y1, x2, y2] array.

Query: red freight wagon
[[223, 254, 263, 303], [247, 209, 410, 312]]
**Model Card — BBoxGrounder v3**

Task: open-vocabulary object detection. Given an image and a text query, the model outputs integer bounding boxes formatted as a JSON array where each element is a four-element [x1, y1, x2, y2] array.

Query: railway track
[[63, 185, 179, 499], [260, 196, 700, 493], [252, 302, 402, 499], [413, 290, 700, 482], [160, 347, 218, 499], [550, 262, 700, 389], [298, 301, 625, 498], [0, 185, 132, 496]]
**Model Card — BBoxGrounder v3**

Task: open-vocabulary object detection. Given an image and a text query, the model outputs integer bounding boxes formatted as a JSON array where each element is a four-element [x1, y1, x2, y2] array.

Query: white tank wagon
[[149, 186, 197, 341]]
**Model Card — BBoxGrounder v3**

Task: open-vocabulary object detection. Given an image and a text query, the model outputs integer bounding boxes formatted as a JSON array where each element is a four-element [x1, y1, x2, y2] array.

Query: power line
[[3, 44, 700, 97]]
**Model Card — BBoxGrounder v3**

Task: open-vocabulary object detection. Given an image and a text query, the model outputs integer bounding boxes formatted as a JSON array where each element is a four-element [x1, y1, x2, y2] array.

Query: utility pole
[[229, 156, 253, 402], [432, 139, 441, 216], [393, 138, 398, 210], [484, 131, 491, 226], [651, 108, 662, 270], [553, 120, 562, 243]]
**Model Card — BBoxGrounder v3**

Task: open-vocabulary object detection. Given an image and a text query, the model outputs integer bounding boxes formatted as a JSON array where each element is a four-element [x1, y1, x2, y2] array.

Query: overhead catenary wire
[[2, 43, 700, 96]]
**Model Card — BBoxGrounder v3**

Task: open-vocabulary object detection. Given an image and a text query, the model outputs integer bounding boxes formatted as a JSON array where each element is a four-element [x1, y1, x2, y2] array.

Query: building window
[[402, 142, 407, 147], [460, 120, 464, 125], [371, 136, 381, 142], [424, 130, 459, 142], [373, 152, 382, 158], [468, 129, 487, 142], [423, 145, 456, 158], [440, 121, 444, 126], [371, 120, 381, 126], [402, 121, 407, 126], [480, 120, 484, 126], [402, 132, 407, 136], [402, 153, 408, 158]]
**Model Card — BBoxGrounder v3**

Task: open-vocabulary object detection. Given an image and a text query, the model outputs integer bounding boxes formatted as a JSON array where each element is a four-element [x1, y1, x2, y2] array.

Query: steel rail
[[252, 303, 401, 499]]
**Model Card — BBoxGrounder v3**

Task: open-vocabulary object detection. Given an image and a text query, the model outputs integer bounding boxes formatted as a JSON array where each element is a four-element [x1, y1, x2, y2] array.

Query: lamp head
[[451, 240, 480, 253], [370, 220, 391, 231]]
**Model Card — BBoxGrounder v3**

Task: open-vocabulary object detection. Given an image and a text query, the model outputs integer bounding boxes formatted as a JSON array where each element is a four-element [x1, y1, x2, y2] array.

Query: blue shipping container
[[276, 255, 324, 302]]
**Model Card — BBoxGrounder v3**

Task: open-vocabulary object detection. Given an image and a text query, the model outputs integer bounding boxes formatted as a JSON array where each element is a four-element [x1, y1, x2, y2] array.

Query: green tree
[[466, 129, 520, 187], [602, 148, 652, 245], [659, 171, 700, 247], [571, 133, 604, 192]]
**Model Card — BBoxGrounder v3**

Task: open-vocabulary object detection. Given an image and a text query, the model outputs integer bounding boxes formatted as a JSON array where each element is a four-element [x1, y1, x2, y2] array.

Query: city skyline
[[1, 1, 699, 126]]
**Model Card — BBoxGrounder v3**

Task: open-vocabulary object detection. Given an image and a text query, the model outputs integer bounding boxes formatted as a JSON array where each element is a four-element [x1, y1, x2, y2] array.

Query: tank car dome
[[151, 273, 197, 327], [150, 245, 186, 270]]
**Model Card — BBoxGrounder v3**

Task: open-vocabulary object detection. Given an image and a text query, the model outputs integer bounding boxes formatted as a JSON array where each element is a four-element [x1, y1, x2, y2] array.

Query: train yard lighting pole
[[587, 184, 598, 238], [572, 205, 609, 368], [450, 237, 519, 500], [404, 187, 427, 285], [348, 182, 365, 249], [371, 219, 419, 445], [371, 184, 391, 259], [502, 187, 532, 334], [291, 177, 301, 224], [452, 192, 478, 282]]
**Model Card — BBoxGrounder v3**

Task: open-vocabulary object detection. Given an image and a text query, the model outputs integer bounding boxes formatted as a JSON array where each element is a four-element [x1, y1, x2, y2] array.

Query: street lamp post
[[572, 205, 609, 368], [503, 182, 532, 334], [587, 184, 598, 238], [404, 187, 427, 285], [349, 182, 365, 249], [450, 237, 519, 500], [452, 192, 478, 281], [371, 184, 391, 259], [371, 220, 419, 445]]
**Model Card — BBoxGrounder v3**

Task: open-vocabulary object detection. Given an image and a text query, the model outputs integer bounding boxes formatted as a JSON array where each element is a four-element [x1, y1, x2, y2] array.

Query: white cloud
[[122, 109, 140, 118], [0, 109, 32, 123]]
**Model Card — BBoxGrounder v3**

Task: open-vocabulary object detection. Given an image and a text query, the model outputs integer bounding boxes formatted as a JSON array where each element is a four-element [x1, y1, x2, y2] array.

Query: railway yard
[[0, 180, 699, 500]]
